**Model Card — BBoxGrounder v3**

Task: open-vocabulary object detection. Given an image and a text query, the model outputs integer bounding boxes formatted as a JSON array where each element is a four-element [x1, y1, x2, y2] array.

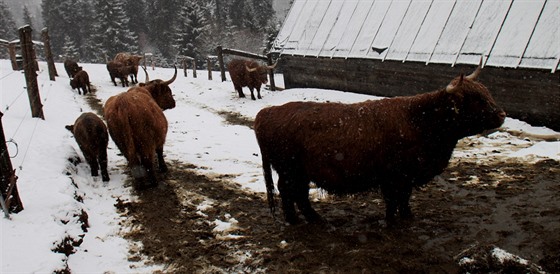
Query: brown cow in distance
[[103, 66, 177, 188], [66, 112, 110, 182], [106, 61, 132, 87], [254, 61, 506, 225], [114, 53, 143, 84], [64, 59, 82, 78], [227, 59, 276, 100], [70, 70, 91, 95]]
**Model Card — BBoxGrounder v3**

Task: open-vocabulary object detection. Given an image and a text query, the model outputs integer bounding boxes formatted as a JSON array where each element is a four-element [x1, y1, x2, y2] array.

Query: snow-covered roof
[[272, 0, 560, 72]]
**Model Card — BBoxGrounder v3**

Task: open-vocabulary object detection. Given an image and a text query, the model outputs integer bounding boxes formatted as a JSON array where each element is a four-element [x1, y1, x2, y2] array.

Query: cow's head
[[140, 65, 177, 110], [246, 62, 277, 85], [445, 59, 506, 136], [69, 78, 78, 89]]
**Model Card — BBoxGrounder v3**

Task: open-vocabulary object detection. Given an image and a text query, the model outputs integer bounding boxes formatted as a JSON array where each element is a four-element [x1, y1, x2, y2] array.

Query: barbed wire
[[0, 70, 20, 81]]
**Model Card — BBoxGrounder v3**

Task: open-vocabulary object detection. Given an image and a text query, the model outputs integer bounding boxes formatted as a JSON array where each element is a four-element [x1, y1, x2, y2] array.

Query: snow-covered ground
[[0, 60, 558, 273]]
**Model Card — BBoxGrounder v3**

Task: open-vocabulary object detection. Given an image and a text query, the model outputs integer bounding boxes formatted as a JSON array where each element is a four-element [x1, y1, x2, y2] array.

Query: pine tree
[[91, 0, 138, 62], [0, 1, 18, 40], [62, 34, 79, 60], [123, 0, 147, 51], [173, 2, 207, 59], [23, 5, 35, 30], [41, 0, 67, 57], [146, 0, 180, 64]]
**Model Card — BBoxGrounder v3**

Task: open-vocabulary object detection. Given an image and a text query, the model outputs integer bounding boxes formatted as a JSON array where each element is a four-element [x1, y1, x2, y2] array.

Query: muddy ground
[[110, 133, 559, 272]]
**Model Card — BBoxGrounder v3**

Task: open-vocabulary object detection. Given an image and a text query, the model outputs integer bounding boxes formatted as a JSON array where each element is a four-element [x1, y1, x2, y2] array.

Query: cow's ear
[[65, 125, 74, 132]]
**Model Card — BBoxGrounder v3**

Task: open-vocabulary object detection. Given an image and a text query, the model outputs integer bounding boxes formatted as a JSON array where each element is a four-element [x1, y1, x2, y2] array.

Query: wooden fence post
[[267, 53, 276, 91], [0, 112, 24, 215], [8, 42, 18, 70], [19, 25, 44, 120], [41, 28, 57, 81], [182, 59, 187, 77], [192, 59, 197, 78], [217, 46, 226, 82], [207, 58, 213, 80]]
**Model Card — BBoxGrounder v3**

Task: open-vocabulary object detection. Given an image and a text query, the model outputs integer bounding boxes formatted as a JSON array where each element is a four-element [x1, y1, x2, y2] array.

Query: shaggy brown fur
[[66, 112, 110, 182], [114, 53, 143, 84], [106, 61, 132, 87], [227, 59, 274, 100], [64, 59, 82, 78], [70, 70, 91, 95], [254, 68, 506, 224], [103, 67, 177, 188]]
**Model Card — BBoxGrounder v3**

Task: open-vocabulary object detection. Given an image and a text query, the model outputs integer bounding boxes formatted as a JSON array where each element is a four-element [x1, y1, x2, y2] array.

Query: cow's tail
[[261, 151, 276, 217]]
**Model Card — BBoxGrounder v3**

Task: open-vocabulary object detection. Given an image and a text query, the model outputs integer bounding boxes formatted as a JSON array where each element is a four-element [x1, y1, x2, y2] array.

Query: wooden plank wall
[[280, 55, 560, 131]]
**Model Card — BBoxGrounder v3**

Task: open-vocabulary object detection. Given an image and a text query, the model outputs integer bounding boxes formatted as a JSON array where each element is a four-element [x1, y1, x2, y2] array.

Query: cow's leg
[[380, 183, 398, 223], [397, 184, 413, 218], [293, 180, 322, 223], [248, 87, 256, 100], [277, 175, 299, 224], [140, 154, 157, 188], [110, 74, 117, 86], [121, 77, 128, 87], [156, 147, 167, 173], [99, 148, 110, 182], [84, 153, 99, 177], [235, 85, 245, 98], [256, 86, 262, 99]]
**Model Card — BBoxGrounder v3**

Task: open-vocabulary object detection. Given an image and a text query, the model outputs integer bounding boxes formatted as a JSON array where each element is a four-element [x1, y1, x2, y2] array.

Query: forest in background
[[0, 0, 283, 66]]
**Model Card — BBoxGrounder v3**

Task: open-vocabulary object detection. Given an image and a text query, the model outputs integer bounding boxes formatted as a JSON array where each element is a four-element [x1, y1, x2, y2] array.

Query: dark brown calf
[[70, 70, 91, 95], [66, 112, 110, 182], [254, 63, 506, 225]]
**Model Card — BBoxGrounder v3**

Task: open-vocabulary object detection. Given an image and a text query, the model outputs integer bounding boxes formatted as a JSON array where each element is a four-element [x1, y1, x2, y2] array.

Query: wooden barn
[[271, 0, 560, 130]]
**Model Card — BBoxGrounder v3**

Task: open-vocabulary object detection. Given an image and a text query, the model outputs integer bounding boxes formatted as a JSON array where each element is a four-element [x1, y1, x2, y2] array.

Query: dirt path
[[115, 131, 559, 272], [114, 156, 559, 273]]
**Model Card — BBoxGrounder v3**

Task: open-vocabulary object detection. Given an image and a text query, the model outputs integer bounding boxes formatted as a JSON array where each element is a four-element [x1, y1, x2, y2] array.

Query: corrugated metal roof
[[272, 0, 560, 72]]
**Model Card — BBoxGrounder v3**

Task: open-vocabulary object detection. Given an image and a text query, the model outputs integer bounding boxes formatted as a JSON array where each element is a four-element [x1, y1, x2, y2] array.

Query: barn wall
[[280, 55, 560, 131]]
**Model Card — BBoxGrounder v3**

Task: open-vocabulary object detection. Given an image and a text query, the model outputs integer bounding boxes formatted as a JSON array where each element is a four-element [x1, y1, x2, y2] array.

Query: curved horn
[[246, 65, 258, 72], [266, 62, 278, 70], [465, 56, 483, 80], [163, 65, 177, 85], [446, 74, 464, 93], [142, 65, 149, 82]]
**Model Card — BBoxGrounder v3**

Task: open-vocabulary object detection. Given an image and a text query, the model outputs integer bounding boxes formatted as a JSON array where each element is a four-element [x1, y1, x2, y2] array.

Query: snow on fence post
[[19, 25, 44, 120], [0, 111, 24, 217], [41, 28, 57, 81]]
